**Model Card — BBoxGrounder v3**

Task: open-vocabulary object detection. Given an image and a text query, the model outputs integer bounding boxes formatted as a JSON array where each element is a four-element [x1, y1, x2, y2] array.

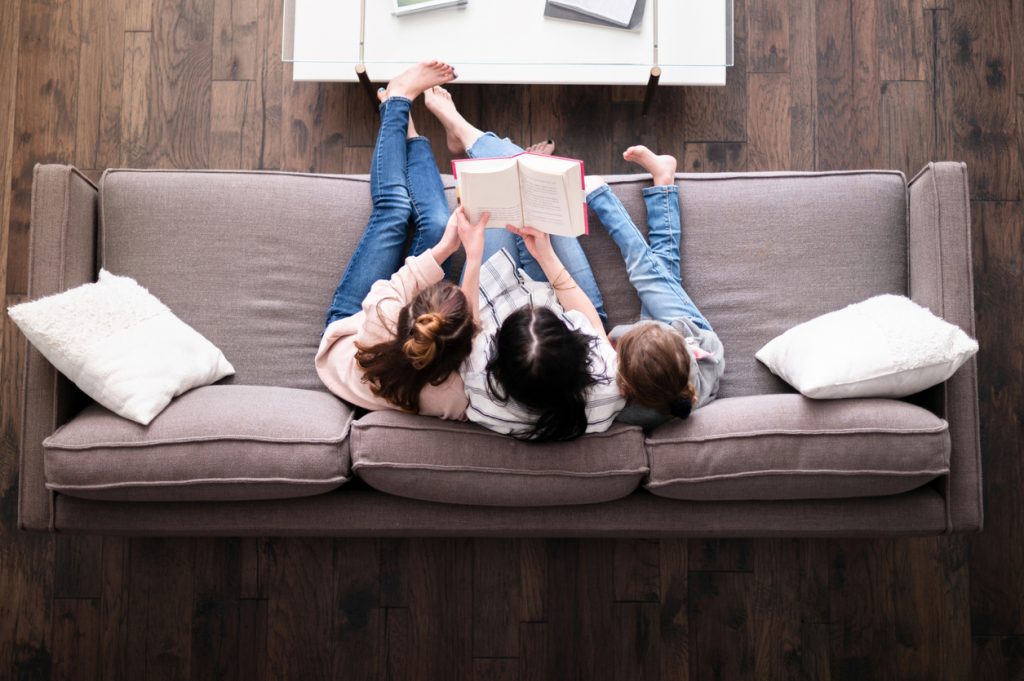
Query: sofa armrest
[[907, 162, 982, 532], [18, 165, 97, 531]]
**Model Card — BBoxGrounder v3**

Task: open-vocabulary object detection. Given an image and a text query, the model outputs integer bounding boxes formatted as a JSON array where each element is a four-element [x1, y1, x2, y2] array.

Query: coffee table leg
[[642, 66, 662, 116], [355, 64, 378, 111]]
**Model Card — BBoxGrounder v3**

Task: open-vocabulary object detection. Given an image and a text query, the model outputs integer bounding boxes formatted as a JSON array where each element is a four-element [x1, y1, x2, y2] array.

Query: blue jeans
[[586, 183, 712, 332], [324, 97, 450, 328], [468, 133, 608, 327]]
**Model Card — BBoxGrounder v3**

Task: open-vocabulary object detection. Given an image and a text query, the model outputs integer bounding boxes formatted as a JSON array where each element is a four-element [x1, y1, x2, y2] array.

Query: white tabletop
[[286, 0, 732, 86]]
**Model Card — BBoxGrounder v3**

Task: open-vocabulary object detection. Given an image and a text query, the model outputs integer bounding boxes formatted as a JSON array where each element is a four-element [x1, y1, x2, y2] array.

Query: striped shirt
[[460, 248, 625, 438]]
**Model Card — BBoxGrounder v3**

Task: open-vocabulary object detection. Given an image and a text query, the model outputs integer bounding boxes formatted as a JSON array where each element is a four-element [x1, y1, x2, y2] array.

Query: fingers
[[476, 211, 490, 227]]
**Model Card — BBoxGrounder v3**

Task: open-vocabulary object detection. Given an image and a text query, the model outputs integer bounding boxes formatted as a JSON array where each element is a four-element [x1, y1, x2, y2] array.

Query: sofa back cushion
[[100, 169, 907, 396], [584, 171, 909, 398], [101, 170, 376, 391]]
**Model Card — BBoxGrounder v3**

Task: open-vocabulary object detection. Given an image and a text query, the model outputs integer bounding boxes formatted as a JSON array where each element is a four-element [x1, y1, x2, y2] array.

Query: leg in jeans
[[405, 135, 451, 266], [469, 133, 608, 325], [586, 183, 712, 331], [324, 97, 414, 328]]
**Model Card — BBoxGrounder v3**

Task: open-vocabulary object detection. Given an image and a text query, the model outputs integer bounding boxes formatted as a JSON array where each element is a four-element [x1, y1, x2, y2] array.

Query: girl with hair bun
[[316, 60, 488, 418]]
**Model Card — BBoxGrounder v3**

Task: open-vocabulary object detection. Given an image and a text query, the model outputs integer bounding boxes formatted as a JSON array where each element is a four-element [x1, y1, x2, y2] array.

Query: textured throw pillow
[[8, 269, 234, 425], [755, 294, 978, 399]]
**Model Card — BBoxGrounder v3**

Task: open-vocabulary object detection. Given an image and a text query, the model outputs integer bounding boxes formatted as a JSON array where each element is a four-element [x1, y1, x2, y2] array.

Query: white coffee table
[[283, 0, 734, 92]]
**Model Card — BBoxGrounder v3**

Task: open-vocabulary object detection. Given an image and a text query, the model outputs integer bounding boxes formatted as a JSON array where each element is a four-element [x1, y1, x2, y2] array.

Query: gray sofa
[[18, 162, 981, 536]]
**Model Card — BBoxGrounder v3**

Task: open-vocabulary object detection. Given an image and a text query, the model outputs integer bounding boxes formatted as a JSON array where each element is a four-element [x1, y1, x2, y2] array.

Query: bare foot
[[623, 145, 677, 186], [378, 86, 419, 138], [386, 60, 456, 101], [525, 139, 556, 155], [425, 86, 485, 157]]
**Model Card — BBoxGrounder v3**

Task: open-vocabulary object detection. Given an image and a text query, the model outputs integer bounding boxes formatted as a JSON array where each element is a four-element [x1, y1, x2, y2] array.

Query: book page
[[455, 157, 523, 228], [519, 154, 584, 236]]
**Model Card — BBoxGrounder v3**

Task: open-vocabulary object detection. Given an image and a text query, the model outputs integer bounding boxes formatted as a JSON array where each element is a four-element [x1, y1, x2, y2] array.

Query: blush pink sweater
[[315, 252, 469, 420]]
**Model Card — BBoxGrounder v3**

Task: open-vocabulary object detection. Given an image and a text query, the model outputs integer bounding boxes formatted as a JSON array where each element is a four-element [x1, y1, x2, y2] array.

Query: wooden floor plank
[[878, 0, 932, 81], [613, 602, 659, 680], [473, 539, 523, 658], [237, 599, 268, 681], [133, 0, 214, 168], [0, 293, 55, 681], [682, 142, 747, 172], [190, 539, 242, 681], [689, 571, 755, 679], [264, 538, 334, 680], [968, 200, 1024, 638], [828, 540, 898, 681], [747, 0, 790, 73], [613, 538, 660, 603], [125, 539, 195, 681], [881, 79, 935, 176], [214, 0, 258, 81], [787, 0, 816, 169], [331, 539, 384, 681], [973, 636, 1024, 681], [751, 540, 830, 680], [518, 622, 549, 681], [948, 0, 1021, 199], [53, 535, 103, 600], [51, 599, 100, 681], [99, 537, 130, 681], [211, 79, 260, 169], [8, 0, 82, 295], [890, 537, 972, 680], [748, 72, 794, 170], [658, 539, 689, 681], [688, 539, 753, 572]]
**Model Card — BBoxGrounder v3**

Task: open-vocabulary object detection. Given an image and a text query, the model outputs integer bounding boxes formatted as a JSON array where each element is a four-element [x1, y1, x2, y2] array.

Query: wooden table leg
[[355, 64, 378, 111], [642, 66, 662, 116]]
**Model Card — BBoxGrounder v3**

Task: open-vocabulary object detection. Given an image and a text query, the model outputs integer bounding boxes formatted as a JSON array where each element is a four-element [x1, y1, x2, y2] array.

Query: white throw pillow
[[755, 294, 978, 399], [8, 269, 234, 424]]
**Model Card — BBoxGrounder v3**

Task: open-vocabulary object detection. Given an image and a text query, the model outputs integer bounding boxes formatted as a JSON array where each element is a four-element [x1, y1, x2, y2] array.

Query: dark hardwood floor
[[1, 0, 1022, 678]]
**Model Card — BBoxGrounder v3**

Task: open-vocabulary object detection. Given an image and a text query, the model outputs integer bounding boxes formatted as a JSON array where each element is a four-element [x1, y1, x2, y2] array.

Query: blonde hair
[[616, 322, 696, 416], [403, 311, 445, 369]]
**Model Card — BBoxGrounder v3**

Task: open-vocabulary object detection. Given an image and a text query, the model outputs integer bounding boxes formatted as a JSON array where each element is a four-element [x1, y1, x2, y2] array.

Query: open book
[[452, 152, 588, 237]]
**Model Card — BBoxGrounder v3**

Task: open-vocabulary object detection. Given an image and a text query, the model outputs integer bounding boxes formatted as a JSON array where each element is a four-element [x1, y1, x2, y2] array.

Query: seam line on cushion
[[47, 475, 350, 490], [44, 434, 350, 449], [351, 461, 648, 477], [646, 424, 949, 444], [351, 421, 643, 439], [102, 168, 373, 183], [645, 468, 951, 487]]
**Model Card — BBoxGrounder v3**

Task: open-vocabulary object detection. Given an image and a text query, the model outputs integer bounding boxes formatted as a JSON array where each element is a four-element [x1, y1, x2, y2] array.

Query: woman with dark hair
[[418, 85, 623, 440], [315, 60, 488, 418]]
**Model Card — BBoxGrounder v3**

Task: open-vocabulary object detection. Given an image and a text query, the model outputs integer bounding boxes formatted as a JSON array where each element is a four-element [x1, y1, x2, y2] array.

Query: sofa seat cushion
[[44, 385, 353, 502], [645, 394, 949, 501], [351, 412, 647, 506]]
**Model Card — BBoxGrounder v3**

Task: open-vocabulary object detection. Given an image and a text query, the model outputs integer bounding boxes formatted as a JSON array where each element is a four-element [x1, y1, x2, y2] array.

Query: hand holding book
[[452, 152, 589, 238]]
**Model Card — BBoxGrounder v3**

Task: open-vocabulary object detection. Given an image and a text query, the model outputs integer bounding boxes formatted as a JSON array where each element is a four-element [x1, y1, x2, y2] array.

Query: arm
[[509, 225, 609, 343], [908, 162, 981, 533], [456, 208, 488, 321], [20, 165, 98, 531]]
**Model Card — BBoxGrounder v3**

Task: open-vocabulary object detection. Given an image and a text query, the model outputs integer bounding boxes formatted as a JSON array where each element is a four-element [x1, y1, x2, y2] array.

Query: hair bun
[[403, 312, 445, 369], [668, 398, 692, 420]]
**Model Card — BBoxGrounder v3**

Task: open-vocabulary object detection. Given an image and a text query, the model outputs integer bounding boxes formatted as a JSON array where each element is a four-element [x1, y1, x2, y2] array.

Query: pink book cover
[[451, 152, 588, 236]]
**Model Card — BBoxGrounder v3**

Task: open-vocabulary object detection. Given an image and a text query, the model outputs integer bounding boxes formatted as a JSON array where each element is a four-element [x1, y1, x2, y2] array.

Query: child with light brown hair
[[585, 146, 725, 428]]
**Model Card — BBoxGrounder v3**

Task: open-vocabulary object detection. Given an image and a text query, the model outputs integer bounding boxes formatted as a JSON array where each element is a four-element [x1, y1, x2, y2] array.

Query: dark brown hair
[[355, 281, 476, 412], [616, 322, 696, 418], [485, 306, 599, 441]]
